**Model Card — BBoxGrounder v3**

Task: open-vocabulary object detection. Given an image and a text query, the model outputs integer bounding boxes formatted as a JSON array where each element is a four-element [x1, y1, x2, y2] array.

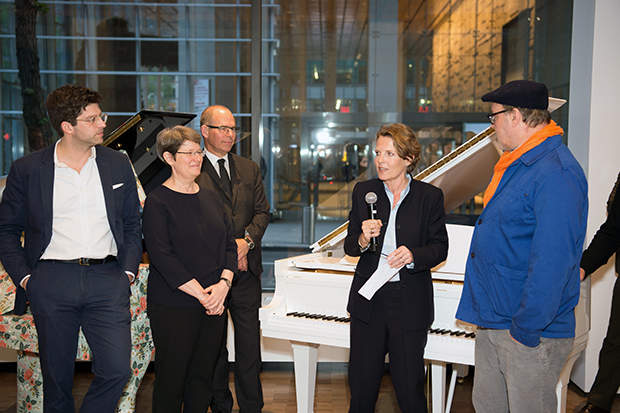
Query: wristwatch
[[244, 231, 255, 250], [219, 277, 232, 289]]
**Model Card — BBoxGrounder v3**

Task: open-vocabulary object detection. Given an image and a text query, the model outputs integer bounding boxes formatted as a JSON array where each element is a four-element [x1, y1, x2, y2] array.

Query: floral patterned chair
[[0, 263, 154, 413]]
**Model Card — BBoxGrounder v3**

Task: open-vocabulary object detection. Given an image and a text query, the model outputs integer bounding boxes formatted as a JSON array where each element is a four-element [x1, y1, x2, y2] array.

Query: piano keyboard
[[286, 312, 351, 323], [284, 312, 474, 339], [428, 328, 475, 339], [266, 311, 477, 363]]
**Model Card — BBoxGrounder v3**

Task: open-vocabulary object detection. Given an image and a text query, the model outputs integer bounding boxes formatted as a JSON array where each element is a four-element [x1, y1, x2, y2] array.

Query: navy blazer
[[344, 178, 448, 331], [0, 144, 143, 314]]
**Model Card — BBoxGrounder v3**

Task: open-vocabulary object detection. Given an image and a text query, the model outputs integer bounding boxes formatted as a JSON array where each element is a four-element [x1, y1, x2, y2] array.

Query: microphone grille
[[365, 192, 377, 204]]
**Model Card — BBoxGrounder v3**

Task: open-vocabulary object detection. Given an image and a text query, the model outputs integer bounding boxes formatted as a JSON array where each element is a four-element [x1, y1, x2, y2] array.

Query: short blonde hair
[[375, 123, 421, 174], [156, 125, 202, 167]]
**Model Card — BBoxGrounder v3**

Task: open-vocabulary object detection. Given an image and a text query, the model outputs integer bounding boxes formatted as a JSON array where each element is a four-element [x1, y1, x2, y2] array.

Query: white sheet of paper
[[358, 261, 403, 300]]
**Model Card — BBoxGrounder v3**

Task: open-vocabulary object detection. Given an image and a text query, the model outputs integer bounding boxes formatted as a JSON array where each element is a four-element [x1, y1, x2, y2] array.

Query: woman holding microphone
[[344, 123, 448, 413]]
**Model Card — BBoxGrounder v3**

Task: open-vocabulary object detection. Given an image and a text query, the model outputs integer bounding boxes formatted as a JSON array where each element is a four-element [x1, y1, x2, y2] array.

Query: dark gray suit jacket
[[0, 144, 143, 314], [196, 153, 270, 276]]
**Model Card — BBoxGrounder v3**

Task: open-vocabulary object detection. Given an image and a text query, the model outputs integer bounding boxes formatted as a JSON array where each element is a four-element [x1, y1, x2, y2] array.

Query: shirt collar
[[53, 140, 97, 168], [518, 134, 562, 166], [382, 173, 412, 204], [204, 148, 229, 169]]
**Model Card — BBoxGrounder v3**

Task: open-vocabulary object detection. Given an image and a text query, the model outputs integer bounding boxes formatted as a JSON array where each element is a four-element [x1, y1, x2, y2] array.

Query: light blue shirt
[[379, 174, 414, 281]]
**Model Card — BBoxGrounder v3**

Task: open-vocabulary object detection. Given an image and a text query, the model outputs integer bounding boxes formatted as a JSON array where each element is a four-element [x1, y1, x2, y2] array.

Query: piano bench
[[0, 264, 154, 413]]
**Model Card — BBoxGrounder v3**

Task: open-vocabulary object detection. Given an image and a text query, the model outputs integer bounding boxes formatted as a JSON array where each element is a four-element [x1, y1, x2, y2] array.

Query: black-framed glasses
[[67, 113, 108, 125], [487, 109, 511, 124], [176, 150, 204, 157], [205, 125, 241, 134]]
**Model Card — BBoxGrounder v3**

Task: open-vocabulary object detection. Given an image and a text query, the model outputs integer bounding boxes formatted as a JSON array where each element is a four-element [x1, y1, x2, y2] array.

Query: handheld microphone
[[365, 192, 378, 252]]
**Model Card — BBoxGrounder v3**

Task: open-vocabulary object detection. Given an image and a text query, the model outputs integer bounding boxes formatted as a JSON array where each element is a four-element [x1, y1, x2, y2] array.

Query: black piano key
[[324, 316, 338, 321], [465, 332, 475, 338], [286, 312, 298, 317], [454, 331, 466, 337], [429, 328, 440, 334]]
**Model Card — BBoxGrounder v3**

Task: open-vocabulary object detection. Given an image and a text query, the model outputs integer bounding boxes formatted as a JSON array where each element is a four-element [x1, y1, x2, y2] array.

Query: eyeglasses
[[487, 109, 511, 124], [205, 125, 241, 134], [176, 150, 204, 157], [68, 113, 108, 125]]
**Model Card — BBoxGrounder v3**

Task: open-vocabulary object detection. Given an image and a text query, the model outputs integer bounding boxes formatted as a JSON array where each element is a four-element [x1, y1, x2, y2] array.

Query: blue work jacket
[[456, 134, 588, 347]]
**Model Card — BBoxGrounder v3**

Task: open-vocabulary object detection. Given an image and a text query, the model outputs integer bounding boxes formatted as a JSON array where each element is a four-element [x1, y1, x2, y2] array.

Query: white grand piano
[[259, 98, 589, 413]]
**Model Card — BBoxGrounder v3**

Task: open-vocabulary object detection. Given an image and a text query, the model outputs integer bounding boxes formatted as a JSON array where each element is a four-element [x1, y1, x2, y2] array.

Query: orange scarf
[[483, 120, 563, 208]]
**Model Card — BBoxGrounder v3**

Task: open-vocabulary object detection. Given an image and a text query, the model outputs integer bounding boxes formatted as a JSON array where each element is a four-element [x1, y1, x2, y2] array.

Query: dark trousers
[[589, 275, 620, 411], [211, 270, 264, 413], [148, 301, 226, 413], [27, 260, 132, 413], [348, 282, 428, 413]]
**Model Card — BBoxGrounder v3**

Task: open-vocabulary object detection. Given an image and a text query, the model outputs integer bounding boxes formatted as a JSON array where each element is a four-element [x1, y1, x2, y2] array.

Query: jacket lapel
[[95, 148, 117, 240], [201, 156, 232, 204], [39, 146, 55, 242], [228, 155, 240, 206]]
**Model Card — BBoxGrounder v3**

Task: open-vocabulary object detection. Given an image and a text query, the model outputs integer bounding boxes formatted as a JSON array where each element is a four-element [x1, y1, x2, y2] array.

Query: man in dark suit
[[578, 172, 620, 413], [196, 104, 270, 413], [0, 84, 142, 412]]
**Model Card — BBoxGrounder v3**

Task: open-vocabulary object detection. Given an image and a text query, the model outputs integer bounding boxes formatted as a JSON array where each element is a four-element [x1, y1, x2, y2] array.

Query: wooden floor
[[0, 362, 616, 412]]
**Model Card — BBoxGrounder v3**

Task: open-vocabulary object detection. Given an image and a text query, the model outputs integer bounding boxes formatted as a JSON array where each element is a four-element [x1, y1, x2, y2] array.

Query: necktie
[[218, 158, 232, 197]]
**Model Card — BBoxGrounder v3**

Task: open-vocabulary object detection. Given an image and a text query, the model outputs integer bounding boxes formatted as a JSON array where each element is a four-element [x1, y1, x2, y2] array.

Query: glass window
[[0, 0, 575, 290]]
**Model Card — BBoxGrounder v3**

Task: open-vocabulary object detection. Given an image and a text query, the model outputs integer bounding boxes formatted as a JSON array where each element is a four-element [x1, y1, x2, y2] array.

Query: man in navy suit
[[0, 84, 142, 412]]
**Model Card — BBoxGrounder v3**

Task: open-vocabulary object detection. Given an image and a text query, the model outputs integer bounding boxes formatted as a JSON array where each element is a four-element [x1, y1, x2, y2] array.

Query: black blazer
[[344, 178, 448, 331], [581, 173, 620, 276], [196, 153, 270, 276], [0, 145, 143, 314]]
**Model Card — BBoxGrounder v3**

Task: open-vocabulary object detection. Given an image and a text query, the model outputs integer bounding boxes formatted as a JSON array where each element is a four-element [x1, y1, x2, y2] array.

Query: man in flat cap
[[456, 79, 588, 413]]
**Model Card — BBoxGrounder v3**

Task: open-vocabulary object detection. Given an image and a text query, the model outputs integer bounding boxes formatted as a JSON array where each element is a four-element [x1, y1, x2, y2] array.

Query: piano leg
[[429, 362, 461, 413], [290, 341, 320, 413], [456, 364, 469, 380], [430, 361, 446, 413], [555, 351, 582, 413], [445, 367, 459, 413]]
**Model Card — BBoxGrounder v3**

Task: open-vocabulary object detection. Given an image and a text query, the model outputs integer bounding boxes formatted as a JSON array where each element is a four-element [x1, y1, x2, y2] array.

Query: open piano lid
[[310, 97, 566, 253], [103, 110, 196, 193]]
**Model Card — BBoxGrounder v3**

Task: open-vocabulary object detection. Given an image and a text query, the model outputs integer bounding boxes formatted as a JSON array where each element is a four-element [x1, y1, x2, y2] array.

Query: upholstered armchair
[[0, 264, 153, 413]]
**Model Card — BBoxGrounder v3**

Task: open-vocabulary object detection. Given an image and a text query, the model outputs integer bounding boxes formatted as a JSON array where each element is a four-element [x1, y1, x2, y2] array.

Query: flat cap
[[482, 80, 549, 110]]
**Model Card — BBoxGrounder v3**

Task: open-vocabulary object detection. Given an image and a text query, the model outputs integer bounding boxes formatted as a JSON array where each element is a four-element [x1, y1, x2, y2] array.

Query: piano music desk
[[0, 264, 154, 413]]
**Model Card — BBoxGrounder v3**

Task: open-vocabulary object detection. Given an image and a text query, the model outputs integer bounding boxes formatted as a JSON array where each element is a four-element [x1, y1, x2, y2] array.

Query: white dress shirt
[[41, 141, 117, 261], [204, 149, 230, 178]]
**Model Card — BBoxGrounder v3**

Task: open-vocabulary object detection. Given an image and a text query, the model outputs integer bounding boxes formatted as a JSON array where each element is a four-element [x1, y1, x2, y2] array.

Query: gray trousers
[[472, 329, 573, 413]]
